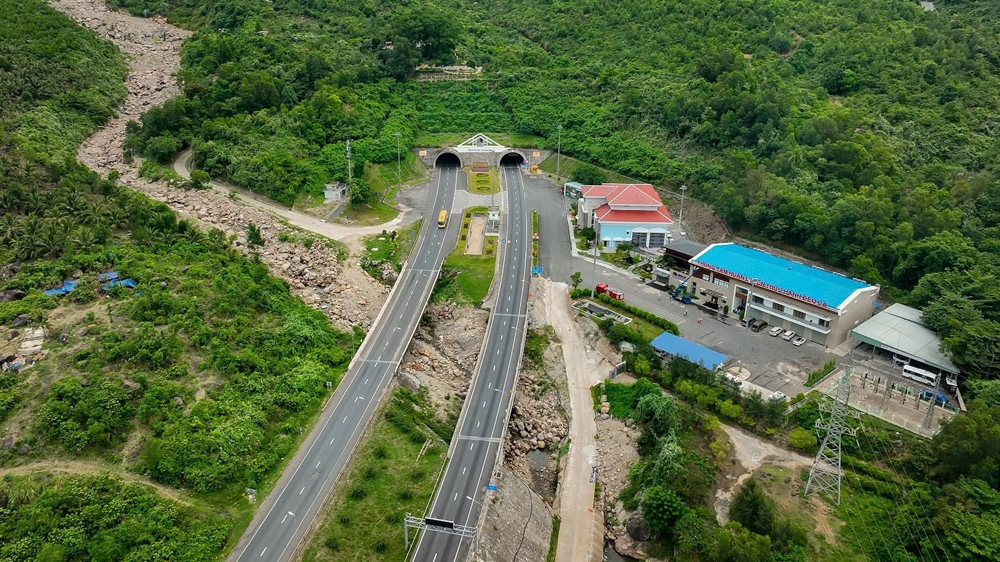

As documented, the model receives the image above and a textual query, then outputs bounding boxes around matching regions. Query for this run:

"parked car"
[769,391,787,402]
[781,330,796,341]
[740,317,751,327]
[750,319,768,332]
[792,336,807,346]
[768,326,784,337]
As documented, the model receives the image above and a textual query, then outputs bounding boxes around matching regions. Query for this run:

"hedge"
[593,292,680,335]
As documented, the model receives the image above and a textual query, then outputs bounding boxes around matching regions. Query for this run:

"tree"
[929,402,1000,489]
[634,393,678,437]
[570,271,583,289]
[187,170,211,190]
[789,427,817,450]
[144,135,181,164]
[350,179,375,205]
[641,486,687,536]
[571,163,607,185]
[729,477,775,537]
[246,222,264,248]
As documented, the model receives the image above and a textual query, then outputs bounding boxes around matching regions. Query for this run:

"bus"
[901,364,939,387]
[437,209,448,228]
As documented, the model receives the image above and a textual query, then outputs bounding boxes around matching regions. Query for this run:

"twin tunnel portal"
[230,143,533,562]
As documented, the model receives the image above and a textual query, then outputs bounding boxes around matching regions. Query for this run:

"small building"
[324,182,348,202]
[651,332,729,371]
[851,303,959,384]
[688,243,879,347]
[577,183,673,252]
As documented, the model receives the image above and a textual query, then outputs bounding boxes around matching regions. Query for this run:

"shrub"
[325,537,340,550]
[789,426,818,450]
[804,360,837,387]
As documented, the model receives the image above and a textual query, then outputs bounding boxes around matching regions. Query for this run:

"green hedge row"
[594,292,680,335]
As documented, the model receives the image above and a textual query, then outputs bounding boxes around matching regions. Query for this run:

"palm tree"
[22,188,46,215]
[0,214,19,245]
[71,227,99,252]
[80,202,105,227]
[59,187,87,216]
[37,222,66,258]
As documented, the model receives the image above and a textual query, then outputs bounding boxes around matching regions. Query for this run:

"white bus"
[901,365,939,387]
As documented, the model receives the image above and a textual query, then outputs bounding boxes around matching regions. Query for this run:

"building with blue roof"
[687,243,879,347]
[650,332,729,371]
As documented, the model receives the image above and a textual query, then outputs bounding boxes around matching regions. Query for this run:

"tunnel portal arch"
[498,150,526,167]
[435,150,462,167]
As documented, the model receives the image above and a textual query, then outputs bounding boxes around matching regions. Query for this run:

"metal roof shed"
[851,303,959,375]
[650,332,729,371]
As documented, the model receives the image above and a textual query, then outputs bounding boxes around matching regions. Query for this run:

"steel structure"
[804,369,860,506]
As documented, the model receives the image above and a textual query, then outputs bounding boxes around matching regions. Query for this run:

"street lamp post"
[395,131,402,189]
[738,278,758,376]
[466,495,484,558]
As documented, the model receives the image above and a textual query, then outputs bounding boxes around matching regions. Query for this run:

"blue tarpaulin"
[103,278,136,291]
[650,332,729,371]
[44,279,78,296]
[98,272,119,283]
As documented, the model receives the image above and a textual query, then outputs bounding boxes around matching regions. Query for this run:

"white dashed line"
[300,487,305,495]
[462,466,467,475]
[316,461,321,469]
[260,547,267,557]
[343,416,348,423]
[330,437,335,445]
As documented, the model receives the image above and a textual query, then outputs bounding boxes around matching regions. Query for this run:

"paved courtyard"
[522,172,836,398]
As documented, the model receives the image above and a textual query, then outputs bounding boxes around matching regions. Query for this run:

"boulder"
[6,330,18,341]
[57,333,69,344]
[173,396,184,407]
[77,326,89,337]
[0,289,26,302]
[81,378,91,387]
[626,513,653,542]
[398,371,422,393]
[17,444,30,455]
[10,315,30,328]
[123,380,141,391]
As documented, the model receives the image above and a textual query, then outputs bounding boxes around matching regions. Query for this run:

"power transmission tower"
[804,368,860,506]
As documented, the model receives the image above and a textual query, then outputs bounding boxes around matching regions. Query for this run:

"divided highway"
[412,163,532,562]
[228,164,462,562]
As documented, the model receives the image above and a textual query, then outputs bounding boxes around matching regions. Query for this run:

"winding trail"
[47,0,405,242]
[0,460,195,506]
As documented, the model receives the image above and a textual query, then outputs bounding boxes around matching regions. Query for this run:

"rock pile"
[503,372,568,456]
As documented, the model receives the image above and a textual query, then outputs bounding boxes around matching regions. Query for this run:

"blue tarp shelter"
[44,279,78,296]
[650,332,729,371]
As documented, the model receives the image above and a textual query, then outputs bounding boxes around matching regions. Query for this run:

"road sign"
[486,484,498,492]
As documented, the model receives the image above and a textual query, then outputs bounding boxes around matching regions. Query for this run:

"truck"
[671,283,692,304]
[595,283,624,301]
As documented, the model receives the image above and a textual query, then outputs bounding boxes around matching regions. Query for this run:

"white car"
[769,391,787,402]
[781,330,796,341]
[768,326,783,337]
[792,336,807,347]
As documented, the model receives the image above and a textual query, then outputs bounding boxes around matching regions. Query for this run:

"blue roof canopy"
[650,332,728,371]
[691,243,872,310]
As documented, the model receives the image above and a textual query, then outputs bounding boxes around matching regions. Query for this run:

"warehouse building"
[688,243,879,347]
[651,332,729,371]
[851,303,959,385]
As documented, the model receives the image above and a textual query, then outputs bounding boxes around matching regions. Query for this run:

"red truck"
[595,283,624,301]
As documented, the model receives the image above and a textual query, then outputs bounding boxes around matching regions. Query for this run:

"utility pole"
[346,139,353,188]
[804,369,860,506]
[591,238,599,290]
[395,131,402,190]
[556,125,562,183]
[678,184,688,231]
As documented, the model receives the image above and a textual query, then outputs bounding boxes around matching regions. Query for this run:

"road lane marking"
[300,487,305,495]
[470,443,474,450]
[364,378,369,384]
[316,461,321,469]
[260,548,267,557]
[454,493,458,501]
[329,437,336,445]
[343,416,348,423]
[476,421,480,428]
[482,401,487,408]
[282,514,288,523]
[463,466,467,475]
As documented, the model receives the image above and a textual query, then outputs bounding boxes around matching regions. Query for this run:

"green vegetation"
[301,389,451,562]
[545,515,561,562]
[467,168,499,195]
[538,154,640,185]
[591,292,681,336]
[804,359,838,387]
[433,207,496,304]
[0,0,128,166]
[361,221,421,282]
[0,473,227,561]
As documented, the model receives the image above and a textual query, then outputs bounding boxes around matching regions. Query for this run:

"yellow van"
[437,209,448,228]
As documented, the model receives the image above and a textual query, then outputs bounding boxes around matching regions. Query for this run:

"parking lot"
[523,173,837,398]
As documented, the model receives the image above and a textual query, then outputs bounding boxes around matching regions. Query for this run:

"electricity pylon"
[804,368,860,506]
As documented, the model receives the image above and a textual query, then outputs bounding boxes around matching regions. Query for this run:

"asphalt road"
[228,164,462,562]
[412,164,532,562]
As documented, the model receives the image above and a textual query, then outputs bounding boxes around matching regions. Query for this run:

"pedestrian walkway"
[451,186,506,214]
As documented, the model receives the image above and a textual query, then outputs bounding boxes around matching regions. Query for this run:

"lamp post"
[466,495,484,558]
[556,125,563,183]
[395,131,402,189]
[679,184,688,231]
[738,278,758,377]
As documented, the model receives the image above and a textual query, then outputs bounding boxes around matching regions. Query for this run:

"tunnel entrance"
[435,151,461,167]
[499,152,525,167]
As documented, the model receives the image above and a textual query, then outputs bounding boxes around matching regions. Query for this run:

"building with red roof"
[578,183,673,251]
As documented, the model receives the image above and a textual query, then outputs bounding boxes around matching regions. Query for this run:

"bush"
[804,359,837,387]
[789,426,818,450]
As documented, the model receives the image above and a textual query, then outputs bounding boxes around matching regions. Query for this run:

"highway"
[228,164,462,562]
[412,163,532,562]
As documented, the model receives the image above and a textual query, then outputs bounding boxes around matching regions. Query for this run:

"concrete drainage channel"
[570,300,632,325]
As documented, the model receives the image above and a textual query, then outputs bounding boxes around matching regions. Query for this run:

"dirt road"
[0,460,195,506]
[539,279,608,562]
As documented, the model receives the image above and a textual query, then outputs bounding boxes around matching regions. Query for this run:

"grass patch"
[545,515,561,562]
[532,210,539,267]
[591,380,645,418]
[361,220,422,281]
[805,359,838,387]
[301,389,450,562]
[138,159,184,183]
[538,153,642,184]
[467,168,500,194]
[434,207,497,304]
[413,132,544,148]
[336,200,399,226]
[525,327,551,366]
[364,151,427,204]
